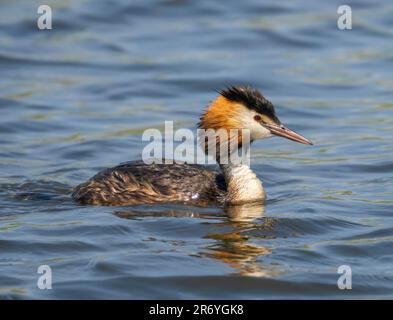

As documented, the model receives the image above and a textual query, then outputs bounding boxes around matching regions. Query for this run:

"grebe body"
[72,161,226,206]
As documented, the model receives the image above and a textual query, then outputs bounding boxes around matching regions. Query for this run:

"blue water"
[1,0,393,299]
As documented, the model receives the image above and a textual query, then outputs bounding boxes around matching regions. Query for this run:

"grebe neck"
[220,161,265,204]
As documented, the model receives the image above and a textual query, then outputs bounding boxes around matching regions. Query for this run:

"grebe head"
[199,86,313,145]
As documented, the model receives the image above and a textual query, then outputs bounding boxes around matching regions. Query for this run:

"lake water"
[1,0,393,299]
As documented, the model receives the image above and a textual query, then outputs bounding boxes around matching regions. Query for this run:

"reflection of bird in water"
[73,86,312,206]
[114,201,280,277]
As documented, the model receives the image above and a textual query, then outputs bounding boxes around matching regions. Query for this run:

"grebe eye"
[254,115,261,121]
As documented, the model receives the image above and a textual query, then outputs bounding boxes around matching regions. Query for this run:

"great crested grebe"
[72,86,312,206]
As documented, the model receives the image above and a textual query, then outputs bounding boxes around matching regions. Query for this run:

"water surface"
[1,0,393,299]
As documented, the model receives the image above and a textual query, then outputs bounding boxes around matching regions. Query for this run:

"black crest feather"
[220,86,280,124]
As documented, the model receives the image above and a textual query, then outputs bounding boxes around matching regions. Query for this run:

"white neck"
[220,162,265,204]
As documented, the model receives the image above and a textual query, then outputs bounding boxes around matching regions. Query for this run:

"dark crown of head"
[220,86,280,123]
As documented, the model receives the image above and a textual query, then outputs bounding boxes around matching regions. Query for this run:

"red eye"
[254,115,261,121]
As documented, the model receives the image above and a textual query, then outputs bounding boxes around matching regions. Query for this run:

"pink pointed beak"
[262,123,313,145]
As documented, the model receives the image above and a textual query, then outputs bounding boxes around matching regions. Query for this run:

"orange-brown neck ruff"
[199,96,244,131]
[198,96,247,156]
